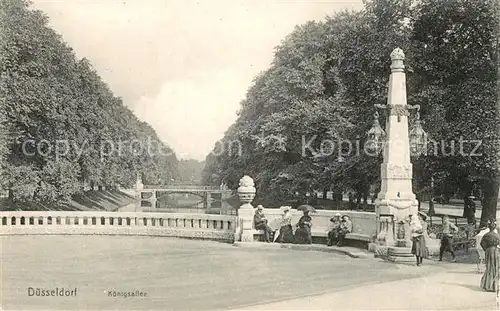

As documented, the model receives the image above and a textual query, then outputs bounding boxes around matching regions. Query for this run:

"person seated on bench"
[327,213,342,246]
[253,205,273,242]
[274,206,294,243]
[337,215,353,247]
[294,210,313,244]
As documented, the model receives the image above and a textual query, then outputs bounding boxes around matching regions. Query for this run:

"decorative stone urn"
[235,175,257,242]
[237,175,256,209]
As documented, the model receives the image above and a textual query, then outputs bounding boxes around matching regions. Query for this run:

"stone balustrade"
[0,211,236,242]
[142,185,226,191]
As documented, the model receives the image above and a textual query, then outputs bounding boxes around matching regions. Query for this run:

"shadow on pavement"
[451,270,483,275]
[440,282,485,292]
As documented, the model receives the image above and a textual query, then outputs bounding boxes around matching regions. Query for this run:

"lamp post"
[429,176,435,217]
[367,100,427,157]
[367,48,427,260]
[135,172,144,212]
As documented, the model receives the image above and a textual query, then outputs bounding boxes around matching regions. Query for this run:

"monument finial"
[390,48,405,72]
[390,48,405,61]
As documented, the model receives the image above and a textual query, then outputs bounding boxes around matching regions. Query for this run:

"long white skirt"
[477,247,486,261]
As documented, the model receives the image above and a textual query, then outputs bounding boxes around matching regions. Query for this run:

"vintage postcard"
[1,0,499,310]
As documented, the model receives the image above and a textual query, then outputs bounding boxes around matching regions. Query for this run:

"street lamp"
[409,111,428,157]
[366,111,386,155]
[367,106,427,156]
[429,175,435,217]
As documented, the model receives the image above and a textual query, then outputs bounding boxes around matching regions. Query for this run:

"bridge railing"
[0,211,237,242]
[143,185,221,191]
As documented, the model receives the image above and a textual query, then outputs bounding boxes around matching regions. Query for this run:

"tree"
[203,19,356,203]
[410,0,499,225]
[0,0,180,206]
[204,0,500,213]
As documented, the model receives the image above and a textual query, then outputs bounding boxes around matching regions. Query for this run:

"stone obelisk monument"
[374,48,419,261]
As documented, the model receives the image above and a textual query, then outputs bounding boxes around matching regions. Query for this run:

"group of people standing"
[256,203,500,297]
[411,211,500,299]
[253,205,313,244]
[409,212,458,266]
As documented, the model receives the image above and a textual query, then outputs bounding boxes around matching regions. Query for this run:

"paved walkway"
[1,236,424,311]
[233,242,370,258]
[230,262,497,310]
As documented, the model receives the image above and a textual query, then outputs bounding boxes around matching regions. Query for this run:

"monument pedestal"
[387,246,414,262]
[235,175,257,243]
[238,205,255,242]
[374,199,418,261]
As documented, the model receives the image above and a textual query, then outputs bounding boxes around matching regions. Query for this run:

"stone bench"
[345,233,372,242]
[251,227,370,244]
[249,209,374,247]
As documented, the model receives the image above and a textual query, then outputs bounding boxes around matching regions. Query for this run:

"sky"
[32,0,364,161]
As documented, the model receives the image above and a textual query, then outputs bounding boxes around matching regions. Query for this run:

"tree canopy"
[202,0,500,216]
[0,0,180,204]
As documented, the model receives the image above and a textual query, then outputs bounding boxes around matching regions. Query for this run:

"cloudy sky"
[32,0,363,161]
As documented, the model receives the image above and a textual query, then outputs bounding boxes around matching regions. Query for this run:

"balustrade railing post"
[236,175,256,242]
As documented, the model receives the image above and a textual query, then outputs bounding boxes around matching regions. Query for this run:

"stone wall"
[0,211,237,242]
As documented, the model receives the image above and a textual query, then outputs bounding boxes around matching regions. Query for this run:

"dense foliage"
[176,159,205,184]
[203,0,500,218]
[0,0,179,203]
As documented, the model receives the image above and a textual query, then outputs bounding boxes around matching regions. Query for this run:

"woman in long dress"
[410,214,427,266]
[476,226,490,273]
[274,207,294,243]
[418,212,430,263]
[294,211,312,244]
[480,219,500,292]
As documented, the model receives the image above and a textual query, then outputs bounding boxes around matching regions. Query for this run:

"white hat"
[334,213,341,217]
[256,205,264,210]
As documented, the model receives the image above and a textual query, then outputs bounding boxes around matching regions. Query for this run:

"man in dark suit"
[254,205,273,242]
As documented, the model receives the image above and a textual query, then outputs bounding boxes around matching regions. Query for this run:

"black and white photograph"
[0,0,499,310]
